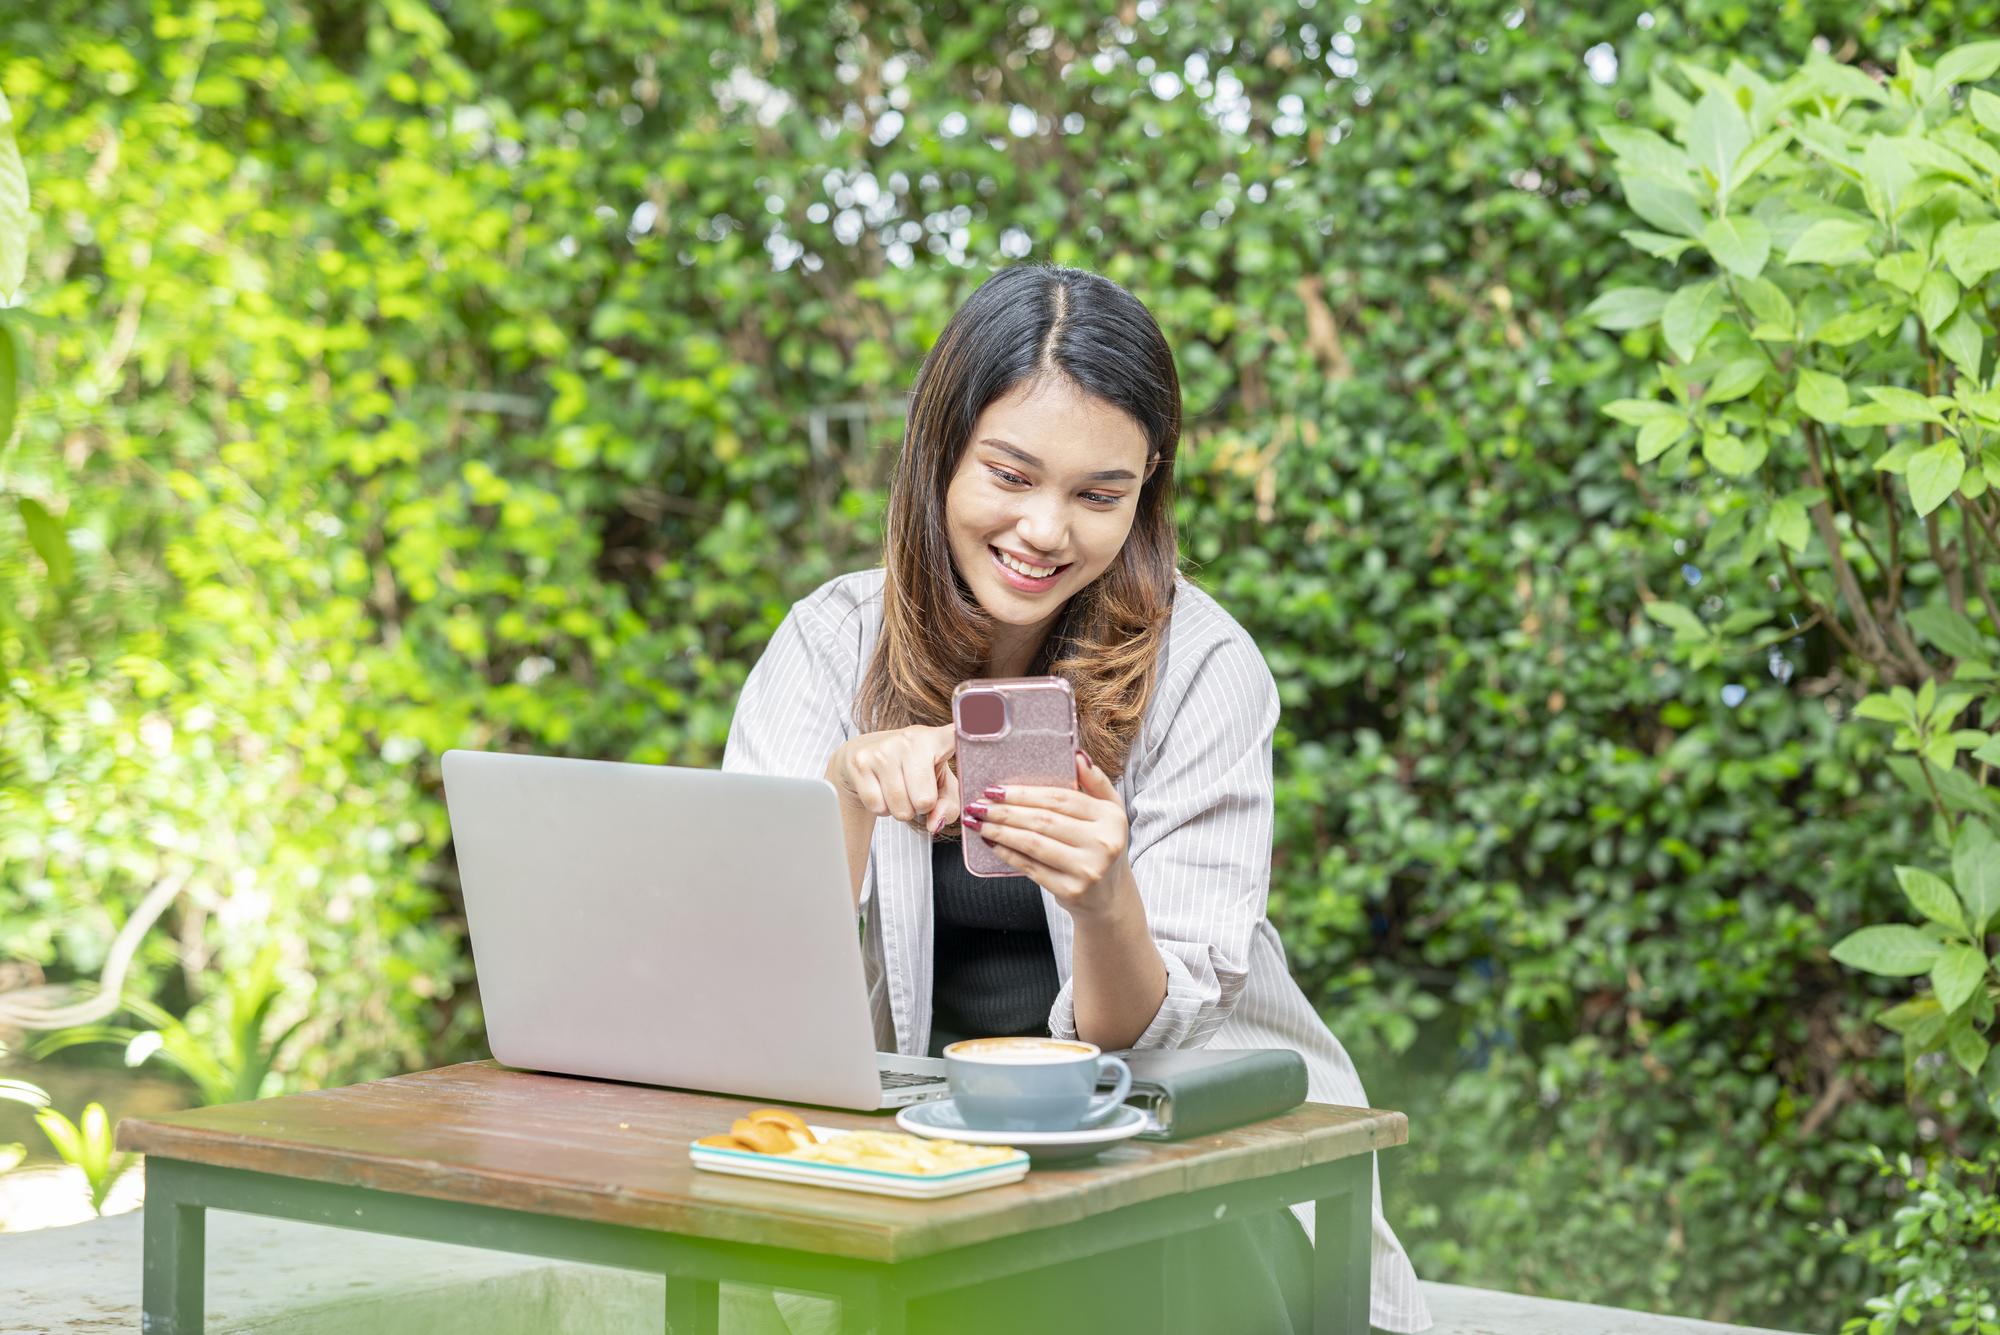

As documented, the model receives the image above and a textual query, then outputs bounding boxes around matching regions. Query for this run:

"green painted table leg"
[142,1159,207,1335]
[1313,1155,1374,1335]
[837,1271,908,1335]
[665,1276,719,1334]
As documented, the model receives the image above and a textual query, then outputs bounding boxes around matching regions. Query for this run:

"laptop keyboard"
[879,1069,944,1090]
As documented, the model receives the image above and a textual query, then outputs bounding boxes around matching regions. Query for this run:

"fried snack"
[695,1134,752,1150]
[728,1118,798,1155]
[746,1108,816,1148]
[787,1130,1016,1175]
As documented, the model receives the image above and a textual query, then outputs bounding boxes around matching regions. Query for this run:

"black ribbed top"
[927,838,1061,1058]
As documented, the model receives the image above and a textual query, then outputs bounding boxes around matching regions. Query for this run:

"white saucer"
[896,1099,1149,1160]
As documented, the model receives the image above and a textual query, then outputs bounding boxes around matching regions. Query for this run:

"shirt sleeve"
[1046,633,1280,1050]
[721,598,855,789]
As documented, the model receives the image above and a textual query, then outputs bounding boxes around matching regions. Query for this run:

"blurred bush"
[4,0,1996,1324]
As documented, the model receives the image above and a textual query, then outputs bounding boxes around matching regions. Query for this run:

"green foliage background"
[4,0,1997,1324]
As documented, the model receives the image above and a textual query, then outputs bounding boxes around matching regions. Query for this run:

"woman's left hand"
[961,750,1134,918]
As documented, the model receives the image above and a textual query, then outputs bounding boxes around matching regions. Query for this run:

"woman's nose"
[1016,500,1068,556]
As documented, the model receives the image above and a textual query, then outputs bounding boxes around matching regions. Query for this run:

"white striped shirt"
[723,568,1431,1333]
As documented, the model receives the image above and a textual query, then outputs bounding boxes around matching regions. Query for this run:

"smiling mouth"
[990,546,1070,583]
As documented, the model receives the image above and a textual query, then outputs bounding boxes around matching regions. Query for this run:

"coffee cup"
[941,1037,1133,1132]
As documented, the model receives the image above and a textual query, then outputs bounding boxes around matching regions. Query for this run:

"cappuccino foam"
[946,1038,1096,1064]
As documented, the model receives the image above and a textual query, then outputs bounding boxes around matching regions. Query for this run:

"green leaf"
[0,318,15,447]
[1701,430,1754,476]
[1864,386,1950,425]
[1662,281,1724,362]
[1936,311,1985,383]
[1620,172,1706,239]
[1937,127,2000,183]
[1906,605,1988,661]
[1687,91,1752,199]
[1600,124,1694,178]
[1702,216,1770,278]
[1873,250,1927,295]
[1795,115,1860,172]
[1895,137,1982,187]
[1932,945,1988,1014]
[1737,277,1794,337]
[0,1078,47,1108]
[1785,218,1874,265]
[1877,995,1944,1040]
[0,91,28,302]
[1953,819,2000,938]
[1705,358,1766,404]
[18,498,71,588]
[1937,128,2000,181]
[1942,222,2000,288]
[1915,271,1959,334]
[1831,924,1943,976]
[1854,693,1910,723]
[1906,442,1966,517]
[1888,756,2000,818]
[1644,601,1706,637]
[1813,305,1891,346]
[1973,734,2000,766]
[1635,414,1692,463]
[1861,134,1918,222]
[1974,89,2000,135]
[1799,55,1886,106]
[1874,440,1918,474]
[1582,287,1670,331]
[34,1108,83,1164]
[1602,397,1682,425]
[1795,369,1849,424]
[1934,40,2000,88]
[1732,129,1792,189]
[1622,229,1697,262]
[1769,496,1810,553]
[1947,1010,1990,1076]
[1899,866,1967,933]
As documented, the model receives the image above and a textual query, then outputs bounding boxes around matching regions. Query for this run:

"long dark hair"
[855,264,1182,780]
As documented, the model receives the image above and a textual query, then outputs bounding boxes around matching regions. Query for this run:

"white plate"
[896,1100,1149,1160]
[688,1125,1030,1200]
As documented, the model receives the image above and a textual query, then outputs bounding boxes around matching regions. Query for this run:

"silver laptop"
[440,749,948,1110]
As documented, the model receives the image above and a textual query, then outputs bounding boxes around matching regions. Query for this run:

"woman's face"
[944,377,1152,643]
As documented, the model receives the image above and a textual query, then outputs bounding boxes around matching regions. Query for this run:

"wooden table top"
[118,1061,1406,1263]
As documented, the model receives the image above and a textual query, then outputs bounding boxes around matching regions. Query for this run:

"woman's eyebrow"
[979,437,1139,483]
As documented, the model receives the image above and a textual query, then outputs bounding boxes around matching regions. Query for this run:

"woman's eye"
[1081,491,1124,507]
[988,467,1030,488]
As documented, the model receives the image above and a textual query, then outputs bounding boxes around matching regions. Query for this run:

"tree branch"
[1913,754,1959,833]
[1799,423,1909,677]
[1803,419,1888,581]
[1927,510,1967,616]
[1953,495,2000,638]
[1779,547,1867,661]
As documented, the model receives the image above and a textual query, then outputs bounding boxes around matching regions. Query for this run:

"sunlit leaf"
[1830,925,1943,977]
[1702,215,1770,278]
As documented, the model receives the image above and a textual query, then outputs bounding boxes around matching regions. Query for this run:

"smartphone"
[953,676,1079,878]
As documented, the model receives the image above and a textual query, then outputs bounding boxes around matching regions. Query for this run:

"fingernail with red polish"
[983,785,1006,800]
[962,814,982,830]
[964,801,989,819]
[1076,750,1092,768]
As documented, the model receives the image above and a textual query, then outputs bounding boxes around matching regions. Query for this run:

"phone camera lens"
[958,691,1007,737]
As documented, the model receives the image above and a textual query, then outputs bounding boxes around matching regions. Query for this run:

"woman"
[725,264,1429,1334]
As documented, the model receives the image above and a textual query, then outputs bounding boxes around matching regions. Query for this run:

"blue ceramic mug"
[942,1037,1134,1132]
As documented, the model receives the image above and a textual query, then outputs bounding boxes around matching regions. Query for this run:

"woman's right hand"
[827,724,961,835]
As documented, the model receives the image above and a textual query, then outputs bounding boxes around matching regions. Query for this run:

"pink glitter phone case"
[954,676,1079,879]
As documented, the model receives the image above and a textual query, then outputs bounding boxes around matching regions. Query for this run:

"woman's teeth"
[995,550,1061,579]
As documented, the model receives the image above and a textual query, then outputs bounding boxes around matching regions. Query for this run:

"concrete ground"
[0,1208,1811,1335]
